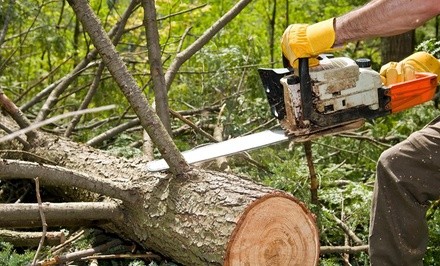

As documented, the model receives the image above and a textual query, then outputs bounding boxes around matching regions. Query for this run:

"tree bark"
[0,202,122,228]
[320,245,368,254]
[0,89,37,144]
[0,116,319,265]
[86,118,141,147]
[381,31,415,63]
[142,0,172,133]
[0,230,66,247]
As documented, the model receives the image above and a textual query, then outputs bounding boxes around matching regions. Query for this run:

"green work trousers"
[369,116,440,265]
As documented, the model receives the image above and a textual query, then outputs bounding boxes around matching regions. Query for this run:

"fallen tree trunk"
[0,202,121,228]
[0,229,66,247]
[0,116,319,265]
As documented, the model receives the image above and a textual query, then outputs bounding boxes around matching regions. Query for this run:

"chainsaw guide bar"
[145,119,364,172]
[145,129,289,172]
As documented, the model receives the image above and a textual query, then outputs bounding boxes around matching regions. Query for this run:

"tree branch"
[320,245,369,254]
[0,122,29,148]
[142,0,171,133]
[86,118,140,147]
[67,0,190,176]
[0,0,15,47]
[15,56,72,105]
[0,105,115,144]
[339,132,392,148]
[64,62,106,137]
[304,141,319,204]
[0,159,139,203]
[33,0,139,122]
[213,104,230,171]
[34,55,100,123]
[49,229,85,255]
[81,253,161,262]
[324,208,365,246]
[32,177,47,266]
[164,0,252,90]
[0,229,65,247]
[40,239,123,265]
[0,202,122,228]
[0,89,37,143]
[170,109,218,143]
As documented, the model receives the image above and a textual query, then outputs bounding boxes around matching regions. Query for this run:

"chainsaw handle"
[298,58,313,120]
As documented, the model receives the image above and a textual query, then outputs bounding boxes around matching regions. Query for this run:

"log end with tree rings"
[224,193,319,266]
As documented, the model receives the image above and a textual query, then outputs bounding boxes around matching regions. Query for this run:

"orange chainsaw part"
[386,72,438,113]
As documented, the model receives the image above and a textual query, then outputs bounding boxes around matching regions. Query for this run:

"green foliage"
[426,210,440,266]
[148,261,178,266]
[0,242,34,266]
[416,38,440,58]
[107,133,143,158]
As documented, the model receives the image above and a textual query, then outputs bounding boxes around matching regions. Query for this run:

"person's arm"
[334,0,440,46]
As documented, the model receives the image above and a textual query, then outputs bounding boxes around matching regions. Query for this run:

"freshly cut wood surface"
[225,194,319,266]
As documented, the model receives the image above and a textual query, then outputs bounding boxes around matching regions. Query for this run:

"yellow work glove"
[281,18,336,67]
[380,52,440,86]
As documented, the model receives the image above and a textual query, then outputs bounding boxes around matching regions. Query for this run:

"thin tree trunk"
[269,0,276,67]
[381,30,415,63]
[67,0,190,176]
[436,15,439,39]
[0,0,15,48]
[142,0,172,133]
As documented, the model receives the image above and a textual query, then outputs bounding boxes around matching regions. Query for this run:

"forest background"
[0,0,439,265]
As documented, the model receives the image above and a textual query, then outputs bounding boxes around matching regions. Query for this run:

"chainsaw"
[146,55,438,172]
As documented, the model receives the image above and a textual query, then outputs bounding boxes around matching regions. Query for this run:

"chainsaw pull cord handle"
[298,58,313,121]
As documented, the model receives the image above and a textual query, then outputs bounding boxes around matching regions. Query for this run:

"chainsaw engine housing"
[259,57,391,137]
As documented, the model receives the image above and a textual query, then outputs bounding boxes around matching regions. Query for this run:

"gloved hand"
[281,18,337,67]
[380,52,440,86]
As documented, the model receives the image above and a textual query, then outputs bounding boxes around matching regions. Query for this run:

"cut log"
[225,194,319,265]
[99,168,320,265]
[0,116,319,265]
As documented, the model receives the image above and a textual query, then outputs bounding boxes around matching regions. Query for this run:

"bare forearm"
[334,0,440,46]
